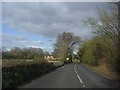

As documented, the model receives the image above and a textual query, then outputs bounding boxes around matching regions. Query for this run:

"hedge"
[2,62,56,88]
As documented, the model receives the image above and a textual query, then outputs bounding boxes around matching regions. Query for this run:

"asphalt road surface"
[19,63,119,88]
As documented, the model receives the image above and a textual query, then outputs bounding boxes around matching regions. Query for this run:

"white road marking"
[74,65,75,70]
[108,78,111,80]
[74,64,84,85]
[75,70,77,74]
[74,65,77,74]
[77,75,83,84]
[83,84,85,87]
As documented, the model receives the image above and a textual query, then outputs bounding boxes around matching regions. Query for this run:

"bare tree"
[53,32,80,62]
[83,2,120,71]
[83,3,118,42]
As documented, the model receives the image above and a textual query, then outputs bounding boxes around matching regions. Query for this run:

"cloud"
[40,46,53,53]
[26,46,53,53]
[32,41,45,44]
[2,33,27,48]
[2,2,108,39]
[2,33,49,50]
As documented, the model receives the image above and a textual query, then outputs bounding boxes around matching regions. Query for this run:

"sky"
[2,2,109,53]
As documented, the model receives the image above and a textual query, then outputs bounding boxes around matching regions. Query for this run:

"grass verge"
[83,63,119,80]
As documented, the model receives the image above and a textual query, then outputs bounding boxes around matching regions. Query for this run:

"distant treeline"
[2,47,49,60]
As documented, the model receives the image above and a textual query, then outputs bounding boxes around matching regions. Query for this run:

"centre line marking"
[75,70,77,74]
[77,75,83,84]
[74,64,84,84]
[74,65,77,74]
[74,69,77,74]
[83,84,85,87]
[74,65,75,70]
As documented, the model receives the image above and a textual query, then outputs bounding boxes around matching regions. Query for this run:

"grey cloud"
[2,33,28,48]
[40,47,53,53]
[32,41,45,44]
[2,2,108,39]
[2,33,27,42]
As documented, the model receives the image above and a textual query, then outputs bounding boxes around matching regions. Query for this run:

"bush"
[78,35,119,73]
[80,39,100,66]
[2,62,56,88]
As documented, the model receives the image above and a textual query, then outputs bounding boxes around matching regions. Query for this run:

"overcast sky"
[2,2,109,53]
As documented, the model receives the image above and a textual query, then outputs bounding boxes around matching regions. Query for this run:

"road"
[19,63,119,88]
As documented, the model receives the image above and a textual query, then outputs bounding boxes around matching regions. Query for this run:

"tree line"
[2,47,50,61]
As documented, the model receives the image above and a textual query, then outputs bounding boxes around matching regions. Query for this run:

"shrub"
[78,35,119,73]
[2,62,56,88]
